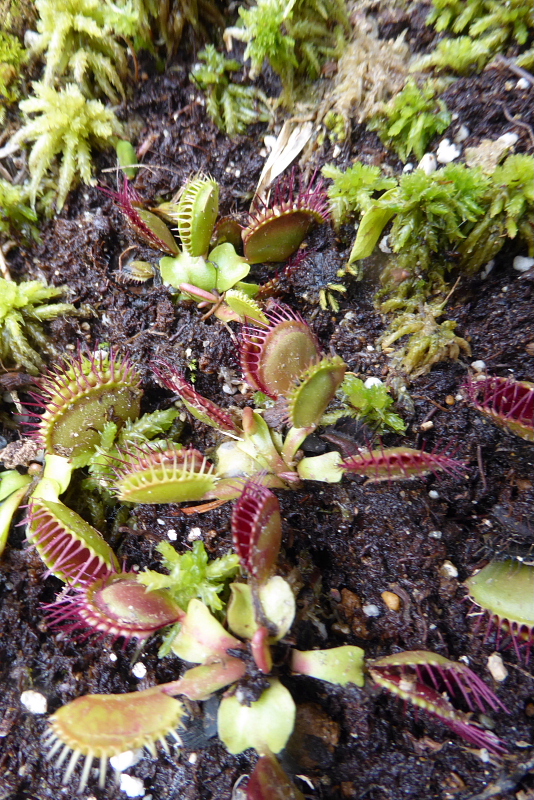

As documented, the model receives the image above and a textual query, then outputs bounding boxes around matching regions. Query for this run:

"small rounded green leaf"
[160,252,217,292]
[291,645,365,687]
[209,243,250,292]
[218,678,296,755]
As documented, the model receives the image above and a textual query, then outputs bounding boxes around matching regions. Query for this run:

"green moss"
[12,82,122,210]
[322,162,396,228]
[191,45,269,136]
[421,0,534,74]
[321,374,406,433]
[228,0,350,104]
[0,31,26,112]
[0,179,38,240]
[368,79,452,162]
[32,0,138,102]
[0,278,82,373]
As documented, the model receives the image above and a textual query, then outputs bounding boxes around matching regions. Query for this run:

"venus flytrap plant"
[466,374,534,443]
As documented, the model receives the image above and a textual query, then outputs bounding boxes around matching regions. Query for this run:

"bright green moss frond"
[0,31,26,103]
[414,34,498,75]
[321,374,406,433]
[191,45,270,136]
[490,154,534,238]
[322,162,397,227]
[32,0,137,101]
[12,82,122,210]
[428,0,534,44]
[368,79,452,162]
[0,278,82,373]
[233,0,349,104]
[0,179,38,240]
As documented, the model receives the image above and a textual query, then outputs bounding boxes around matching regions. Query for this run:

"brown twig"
[476,444,488,492]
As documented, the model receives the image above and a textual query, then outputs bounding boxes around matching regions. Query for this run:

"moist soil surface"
[1,4,534,800]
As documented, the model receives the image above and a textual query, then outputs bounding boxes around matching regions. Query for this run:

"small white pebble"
[364,377,383,388]
[497,132,519,147]
[264,135,277,152]
[513,255,534,272]
[471,360,486,372]
[167,529,177,541]
[439,560,458,579]
[234,169,241,178]
[188,752,198,765]
[487,652,508,682]
[132,662,147,679]
[459,655,470,665]
[454,124,470,143]
[379,234,392,254]
[362,603,381,618]
[417,153,437,174]
[157,518,165,526]
[402,163,414,172]
[110,750,144,772]
[366,345,375,352]
[478,748,491,764]
[483,518,493,527]
[20,690,47,714]
[428,530,442,539]
[185,348,192,358]
[428,490,439,500]
[502,285,509,292]
[187,526,202,542]
[332,144,341,159]
[481,259,495,279]
[120,774,145,797]
[109,652,118,662]
[455,393,463,401]
[436,138,461,164]
[516,77,530,90]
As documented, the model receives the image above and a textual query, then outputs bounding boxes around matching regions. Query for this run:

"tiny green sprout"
[322,161,397,229]
[191,45,269,136]
[45,687,185,791]
[30,348,143,466]
[466,374,534,442]
[0,278,84,374]
[465,559,534,662]
[112,444,217,504]
[115,140,138,179]
[321,374,406,434]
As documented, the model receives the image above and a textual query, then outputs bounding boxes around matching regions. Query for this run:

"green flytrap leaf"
[287,355,346,428]
[226,577,296,642]
[291,645,365,686]
[218,678,296,755]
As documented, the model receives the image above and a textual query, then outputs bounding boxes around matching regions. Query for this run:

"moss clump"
[191,45,269,136]
[0,278,83,373]
[0,179,38,240]
[321,374,406,433]
[227,0,350,105]
[368,79,452,162]
[322,162,397,228]
[0,31,26,125]
[31,0,138,102]
[12,82,122,210]
[420,0,534,73]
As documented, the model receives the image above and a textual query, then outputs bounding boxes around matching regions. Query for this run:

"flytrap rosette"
[111,442,217,504]
[369,650,508,753]
[100,179,179,255]
[26,499,119,585]
[231,480,282,584]
[243,172,329,264]
[342,445,465,483]
[241,302,321,398]
[44,572,184,644]
[153,360,241,435]
[44,686,185,791]
[466,374,534,442]
[465,559,534,663]
[28,347,143,467]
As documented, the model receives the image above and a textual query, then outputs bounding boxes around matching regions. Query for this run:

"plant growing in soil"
[191,45,270,136]
[0,278,85,374]
[41,482,507,793]
[11,81,122,209]
[465,558,534,662]
[31,0,137,102]
[0,179,38,240]
[0,30,26,125]
[225,0,350,105]
[465,374,534,442]
[368,78,452,162]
